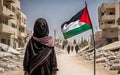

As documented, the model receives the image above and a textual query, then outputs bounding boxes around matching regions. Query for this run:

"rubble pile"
[0,43,24,73]
[79,46,120,74]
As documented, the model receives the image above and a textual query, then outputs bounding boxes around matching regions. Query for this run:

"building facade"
[0,0,27,48]
[26,29,32,43]
[98,2,120,44]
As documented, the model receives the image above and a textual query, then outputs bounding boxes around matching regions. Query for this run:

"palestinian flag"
[61,6,92,39]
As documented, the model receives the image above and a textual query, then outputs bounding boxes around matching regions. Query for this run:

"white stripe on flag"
[62,20,85,33]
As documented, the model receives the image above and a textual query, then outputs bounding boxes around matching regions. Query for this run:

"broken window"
[1,39,6,44]
[109,12,115,15]
[106,8,115,15]
[4,20,8,25]
[101,12,104,16]
[11,23,17,28]
[106,20,115,24]
[103,29,106,31]
[0,17,3,23]
[110,30,114,33]
[117,18,120,25]
[107,39,112,44]
[19,26,25,32]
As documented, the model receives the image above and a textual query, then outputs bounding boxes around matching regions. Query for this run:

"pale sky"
[20,0,120,41]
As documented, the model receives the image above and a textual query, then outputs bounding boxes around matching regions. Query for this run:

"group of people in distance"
[66,44,80,54]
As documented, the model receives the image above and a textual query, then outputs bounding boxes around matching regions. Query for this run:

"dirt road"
[57,51,116,75]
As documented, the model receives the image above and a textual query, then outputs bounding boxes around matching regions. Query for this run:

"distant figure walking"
[71,46,74,52]
[62,45,64,50]
[75,45,79,54]
[67,45,70,54]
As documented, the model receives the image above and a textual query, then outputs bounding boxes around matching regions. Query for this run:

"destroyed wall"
[91,31,107,49]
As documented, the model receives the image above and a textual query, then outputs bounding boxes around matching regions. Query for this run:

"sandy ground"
[57,50,117,75]
[0,50,118,75]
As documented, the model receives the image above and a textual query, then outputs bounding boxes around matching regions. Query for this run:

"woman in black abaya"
[23,18,58,75]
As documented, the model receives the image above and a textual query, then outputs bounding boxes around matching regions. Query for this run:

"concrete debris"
[79,42,120,74]
[96,57,107,63]
[7,47,21,55]
[0,43,21,55]
[110,64,120,70]
[108,56,116,60]
[0,43,24,73]
[7,63,16,70]
[0,68,4,72]
[0,63,7,69]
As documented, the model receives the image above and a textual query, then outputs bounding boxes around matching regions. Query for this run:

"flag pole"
[85,1,96,75]
[91,21,96,75]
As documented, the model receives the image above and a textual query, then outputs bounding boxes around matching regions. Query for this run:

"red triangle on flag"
[79,6,92,25]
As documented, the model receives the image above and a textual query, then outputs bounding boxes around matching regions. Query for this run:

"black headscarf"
[33,18,49,38]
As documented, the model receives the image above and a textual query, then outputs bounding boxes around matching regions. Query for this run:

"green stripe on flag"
[63,24,91,39]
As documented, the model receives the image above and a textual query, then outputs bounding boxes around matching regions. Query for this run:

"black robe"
[23,38,58,75]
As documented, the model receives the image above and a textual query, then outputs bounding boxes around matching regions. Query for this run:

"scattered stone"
[110,64,120,70]
[108,56,116,60]
[117,70,120,74]
[114,60,120,63]
[7,63,16,70]
[95,53,102,59]
[0,68,4,72]
[96,57,107,63]
[2,58,9,61]
[7,47,21,55]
